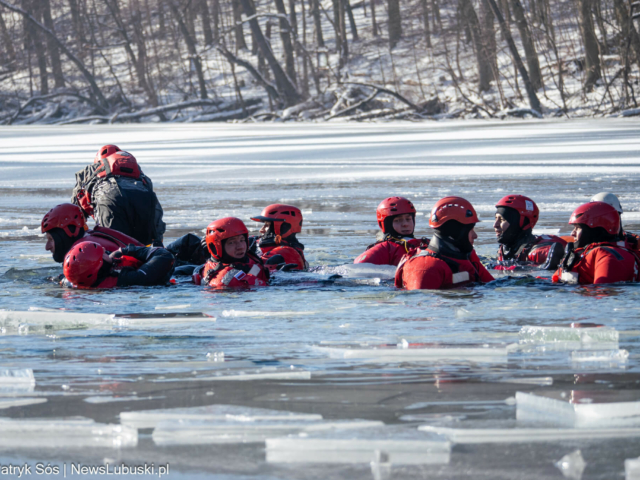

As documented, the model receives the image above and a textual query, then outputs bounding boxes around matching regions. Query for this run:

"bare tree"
[0,10,16,66]
[274,0,297,85]
[199,0,214,45]
[388,0,401,48]
[578,0,601,91]
[459,0,493,91]
[510,0,542,89]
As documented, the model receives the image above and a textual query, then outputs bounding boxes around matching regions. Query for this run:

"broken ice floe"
[419,425,640,443]
[0,368,35,394]
[626,456,640,480]
[266,426,450,465]
[516,391,640,427]
[121,404,323,429]
[153,418,383,445]
[519,325,619,348]
[555,449,586,480]
[83,395,165,404]
[571,349,629,363]
[0,417,137,448]
[310,264,397,279]
[179,366,311,382]
[0,398,47,409]
[314,342,512,362]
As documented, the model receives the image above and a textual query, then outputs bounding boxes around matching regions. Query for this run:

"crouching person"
[395,197,495,290]
[552,202,640,285]
[194,217,269,288]
[64,243,175,289]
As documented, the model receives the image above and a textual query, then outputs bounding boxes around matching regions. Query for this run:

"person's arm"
[470,251,495,283]
[116,246,175,286]
[166,234,208,265]
[354,242,393,265]
[593,249,626,284]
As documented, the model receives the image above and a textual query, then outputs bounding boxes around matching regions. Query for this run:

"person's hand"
[109,249,123,264]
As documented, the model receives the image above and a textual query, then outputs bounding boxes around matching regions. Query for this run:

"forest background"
[0,0,639,124]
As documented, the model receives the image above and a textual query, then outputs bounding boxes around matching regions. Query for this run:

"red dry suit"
[78,225,144,253]
[618,231,640,252]
[552,242,640,285]
[194,252,270,288]
[395,236,494,290]
[495,233,567,270]
[354,236,429,267]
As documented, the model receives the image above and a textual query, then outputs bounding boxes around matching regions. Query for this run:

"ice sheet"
[0,398,47,409]
[419,425,640,443]
[121,404,323,429]
[0,369,35,394]
[153,419,383,445]
[314,343,511,362]
[626,456,640,480]
[516,391,640,427]
[0,417,137,448]
[519,325,619,346]
[266,427,450,465]
[311,264,398,279]
[571,349,629,362]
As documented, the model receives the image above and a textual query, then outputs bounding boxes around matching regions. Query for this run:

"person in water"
[250,204,308,271]
[72,146,165,245]
[63,242,174,289]
[42,203,143,264]
[395,196,495,290]
[492,195,566,270]
[354,196,428,266]
[193,217,270,288]
[552,201,640,285]
[591,192,640,252]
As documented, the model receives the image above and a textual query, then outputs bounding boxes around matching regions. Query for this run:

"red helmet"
[569,202,620,235]
[250,204,303,239]
[94,145,121,163]
[63,242,105,288]
[41,203,87,237]
[205,217,249,260]
[376,197,416,233]
[429,196,479,228]
[495,194,539,230]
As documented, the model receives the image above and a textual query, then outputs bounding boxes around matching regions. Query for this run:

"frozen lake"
[1,119,640,479]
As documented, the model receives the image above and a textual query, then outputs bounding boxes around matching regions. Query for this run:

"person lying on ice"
[395,196,495,290]
[42,203,143,264]
[354,196,429,266]
[491,195,566,270]
[72,145,165,245]
[250,204,308,271]
[63,242,175,289]
[193,217,270,288]
[591,192,640,252]
[552,201,640,285]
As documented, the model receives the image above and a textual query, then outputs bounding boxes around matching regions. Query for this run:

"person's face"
[45,232,56,254]
[259,222,271,236]
[493,213,510,238]
[392,214,414,236]
[468,227,478,246]
[225,234,247,259]
[571,225,583,243]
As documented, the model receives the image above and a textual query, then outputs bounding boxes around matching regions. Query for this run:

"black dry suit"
[72,164,166,245]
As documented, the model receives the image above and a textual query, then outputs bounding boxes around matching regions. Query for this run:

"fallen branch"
[8,90,101,125]
[326,89,379,119]
[216,46,281,103]
[339,81,420,111]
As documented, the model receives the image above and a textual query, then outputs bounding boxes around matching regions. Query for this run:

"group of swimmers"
[39,145,640,290]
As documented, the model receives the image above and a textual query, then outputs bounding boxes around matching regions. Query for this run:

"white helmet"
[591,192,623,214]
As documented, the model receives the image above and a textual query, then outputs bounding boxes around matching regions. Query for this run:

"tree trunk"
[199,0,214,45]
[0,11,15,65]
[613,0,640,70]
[67,0,85,47]
[311,0,324,46]
[459,0,492,91]
[210,0,219,40]
[480,0,497,83]
[238,0,301,106]
[485,0,541,111]
[41,0,64,88]
[131,7,159,107]
[371,0,378,36]
[345,0,358,41]
[387,0,401,48]
[25,0,49,94]
[510,0,542,90]
[432,0,441,32]
[288,0,298,36]
[274,0,297,86]
[232,0,248,50]
[421,0,431,47]
[578,0,601,91]
[168,0,208,99]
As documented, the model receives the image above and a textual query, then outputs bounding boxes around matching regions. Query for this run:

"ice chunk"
[0,310,115,331]
[186,368,311,382]
[0,398,47,409]
[419,425,640,443]
[222,310,317,318]
[496,377,553,386]
[155,304,191,310]
[571,349,628,362]
[311,264,397,279]
[314,343,510,362]
[266,426,450,465]
[121,404,323,429]
[153,419,383,445]
[0,368,35,394]
[555,450,586,480]
[517,391,640,427]
[84,395,165,404]
[626,456,640,480]
[519,325,619,346]
[0,417,137,448]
